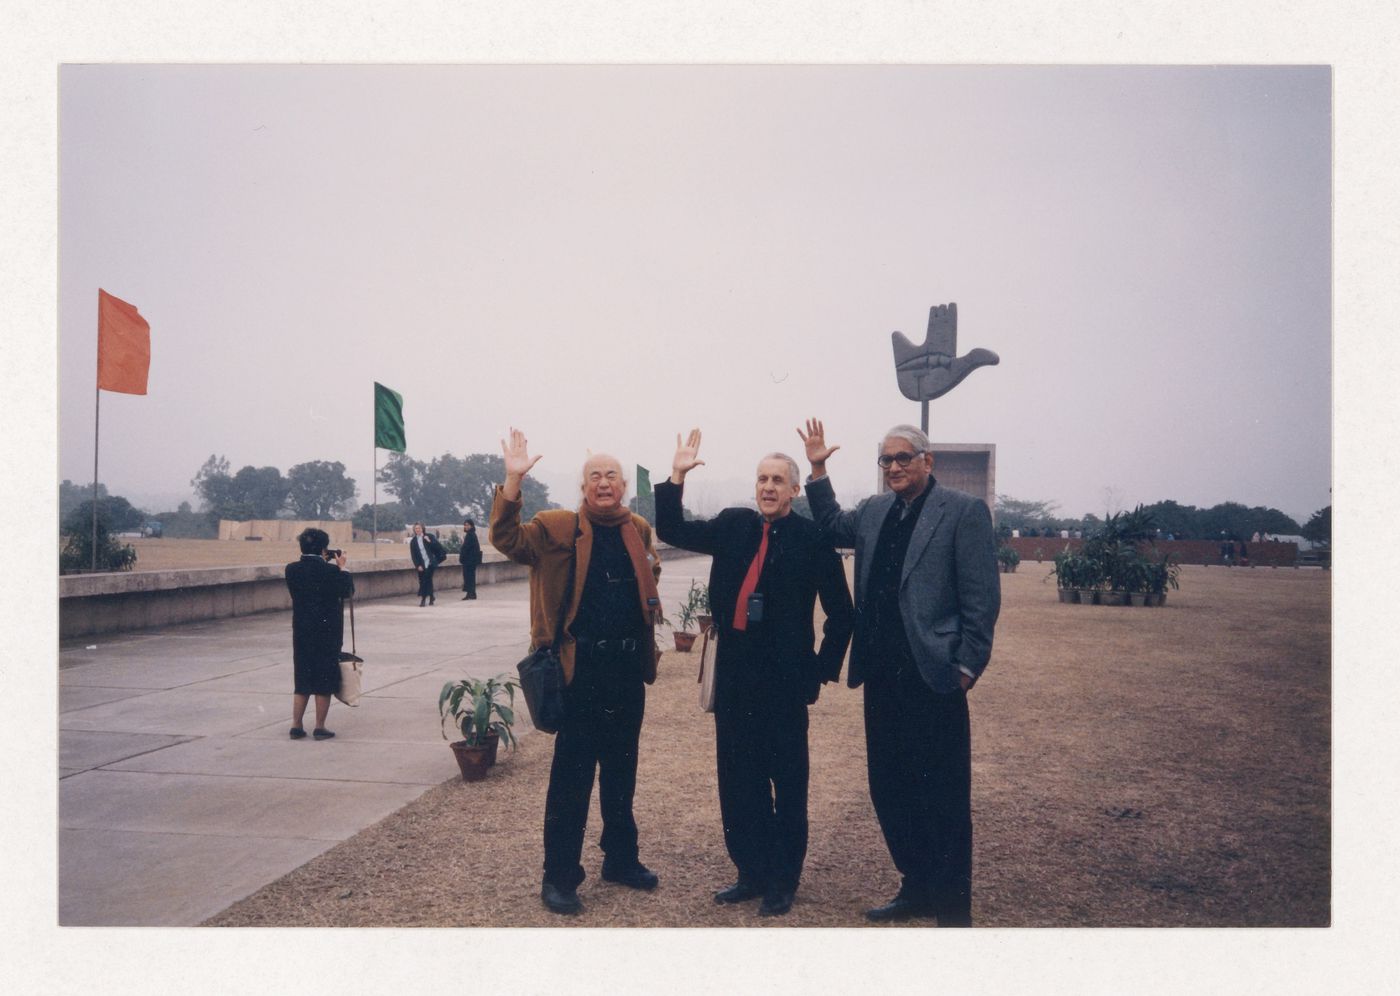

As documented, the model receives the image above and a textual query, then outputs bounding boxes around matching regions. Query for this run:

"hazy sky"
[59,65,1331,521]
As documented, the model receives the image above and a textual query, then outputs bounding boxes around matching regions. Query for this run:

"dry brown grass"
[206,562,1330,927]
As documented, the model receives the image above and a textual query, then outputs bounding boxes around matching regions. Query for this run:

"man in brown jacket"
[490,427,663,916]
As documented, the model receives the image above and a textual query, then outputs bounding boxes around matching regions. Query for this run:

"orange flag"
[97,288,150,395]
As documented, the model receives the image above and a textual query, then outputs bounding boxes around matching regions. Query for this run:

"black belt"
[575,636,640,654]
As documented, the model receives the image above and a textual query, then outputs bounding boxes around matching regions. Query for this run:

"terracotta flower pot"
[1058,589,1075,604]
[450,733,500,782]
[1076,589,1097,605]
[673,631,698,652]
[1129,592,1148,607]
[696,614,714,634]
[1099,590,1128,607]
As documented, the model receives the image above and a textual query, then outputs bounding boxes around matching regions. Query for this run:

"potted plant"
[439,673,519,782]
[689,579,714,633]
[1146,555,1180,606]
[997,545,1021,574]
[1050,548,1080,603]
[672,597,698,652]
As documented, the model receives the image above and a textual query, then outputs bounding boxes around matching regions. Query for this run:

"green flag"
[636,464,652,499]
[374,382,406,453]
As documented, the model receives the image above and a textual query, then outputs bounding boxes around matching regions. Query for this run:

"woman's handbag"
[336,657,363,706]
[516,516,577,735]
[697,624,717,713]
[336,599,364,706]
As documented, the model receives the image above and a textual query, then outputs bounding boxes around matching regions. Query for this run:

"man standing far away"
[797,418,1000,926]
[489,428,664,916]
[655,429,852,918]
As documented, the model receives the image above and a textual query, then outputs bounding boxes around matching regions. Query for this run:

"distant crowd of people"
[281,418,1003,925]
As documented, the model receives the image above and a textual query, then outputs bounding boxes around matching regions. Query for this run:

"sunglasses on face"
[877,452,922,469]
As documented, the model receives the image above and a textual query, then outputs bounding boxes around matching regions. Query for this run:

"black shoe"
[419,597,426,607]
[714,880,764,904]
[429,595,436,605]
[865,894,937,922]
[601,863,659,891]
[540,883,583,915]
[312,728,335,740]
[758,890,795,917]
[462,594,470,600]
[289,727,307,740]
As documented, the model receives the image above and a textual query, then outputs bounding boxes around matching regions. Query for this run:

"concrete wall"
[218,519,354,545]
[59,546,706,640]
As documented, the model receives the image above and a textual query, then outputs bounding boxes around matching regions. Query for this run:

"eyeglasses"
[877,452,922,469]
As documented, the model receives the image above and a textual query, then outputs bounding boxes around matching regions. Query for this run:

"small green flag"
[374,382,406,453]
[636,465,652,498]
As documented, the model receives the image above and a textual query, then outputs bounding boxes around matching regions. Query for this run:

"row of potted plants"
[1050,507,1181,607]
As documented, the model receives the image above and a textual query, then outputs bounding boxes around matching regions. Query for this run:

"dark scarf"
[579,502,662,625]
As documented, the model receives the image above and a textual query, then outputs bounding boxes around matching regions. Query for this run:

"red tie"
[732,520,770,632]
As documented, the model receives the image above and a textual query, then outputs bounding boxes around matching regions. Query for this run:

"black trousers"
[713,638,811,893]
[416,564,436,599]
[542,641,646,890]
[461,565,477,595]
[863,662,972,922]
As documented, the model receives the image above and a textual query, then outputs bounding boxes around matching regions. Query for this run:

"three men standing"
[655,430,852,917]
[799,418,1000,926]
[490,428,665,916]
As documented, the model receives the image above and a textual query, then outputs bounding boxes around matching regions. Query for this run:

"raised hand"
[500,427,542,500]
[671,428,705,484]
[797,418,841,471]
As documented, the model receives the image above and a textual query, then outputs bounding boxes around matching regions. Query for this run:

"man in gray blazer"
[798,419,1000,926]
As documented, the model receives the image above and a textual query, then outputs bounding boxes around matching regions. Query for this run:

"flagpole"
[373,445,378,558]
[92,384,101,572]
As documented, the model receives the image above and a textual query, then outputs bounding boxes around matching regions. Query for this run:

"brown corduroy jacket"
[490,486,662,685]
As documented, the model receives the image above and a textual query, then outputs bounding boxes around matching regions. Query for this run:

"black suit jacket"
[459,530,482,567]
[284,555,355,669]
[655,480,852,700]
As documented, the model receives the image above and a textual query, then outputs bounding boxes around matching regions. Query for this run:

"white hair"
[882,424,932,453]
[578,453,627,488]
[757,452,801,485]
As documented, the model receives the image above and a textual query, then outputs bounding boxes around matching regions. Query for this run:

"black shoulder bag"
[515,515,577,734]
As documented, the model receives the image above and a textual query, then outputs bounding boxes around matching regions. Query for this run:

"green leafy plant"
[689,578,711,615]
[439,674,519,750]
[1146,554,1181,595]
[997,545,1021,571]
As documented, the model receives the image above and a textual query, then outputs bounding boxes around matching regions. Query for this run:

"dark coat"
[459,529,482,567]
[409,532,447,569]
[654,480,852,703]
[285,554,355,694]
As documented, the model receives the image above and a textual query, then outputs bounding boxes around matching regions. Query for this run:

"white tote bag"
[697,626,717,713]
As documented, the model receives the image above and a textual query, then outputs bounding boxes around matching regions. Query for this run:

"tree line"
[995,494,1331,545]
[186,452,557,532]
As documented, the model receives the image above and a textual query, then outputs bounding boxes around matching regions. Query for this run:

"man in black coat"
[285,527,355,740]
[459,518,483,599]
[655,429,852,917]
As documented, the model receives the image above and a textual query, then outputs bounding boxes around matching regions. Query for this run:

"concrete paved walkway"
[58,553,709,926]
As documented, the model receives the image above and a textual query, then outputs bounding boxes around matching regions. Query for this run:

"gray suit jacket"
[806,475,1000,693]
